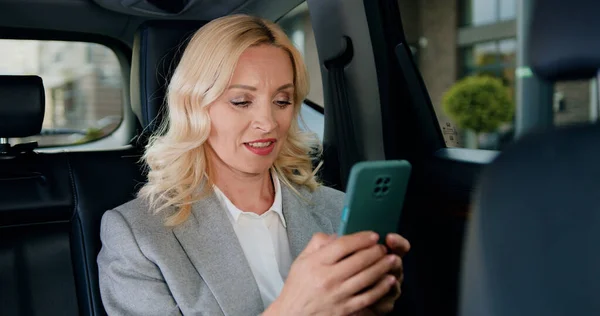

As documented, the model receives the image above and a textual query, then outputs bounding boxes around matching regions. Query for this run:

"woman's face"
[207,44,296,175]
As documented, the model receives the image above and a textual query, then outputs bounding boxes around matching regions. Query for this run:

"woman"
[97,14,410,316]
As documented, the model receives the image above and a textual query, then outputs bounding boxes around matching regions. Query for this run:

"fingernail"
[388,255,398,263]
[371,233,379,241]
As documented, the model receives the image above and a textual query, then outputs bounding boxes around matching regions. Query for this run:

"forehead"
[231,45,294,84]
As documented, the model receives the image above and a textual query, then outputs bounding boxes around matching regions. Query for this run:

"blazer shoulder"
[309,185,345,224]
[110,197,150,222]
[102,196,172,240]
[312,185,345,205]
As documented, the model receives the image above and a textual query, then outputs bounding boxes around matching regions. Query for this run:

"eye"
[230,100,251,107]
[275,99,292,108]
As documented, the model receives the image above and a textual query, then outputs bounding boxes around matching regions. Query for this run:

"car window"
[300,104,325,141]
[402,0,596,150]
[0,40,124,147]
[279,2,324,142]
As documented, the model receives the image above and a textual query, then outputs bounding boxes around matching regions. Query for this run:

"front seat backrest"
[460,125,600,316]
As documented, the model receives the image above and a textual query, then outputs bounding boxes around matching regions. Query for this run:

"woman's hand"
[355,233,411,315]
[264,232,398,316]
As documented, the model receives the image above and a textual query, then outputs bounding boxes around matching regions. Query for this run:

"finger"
[388,255,403,276]
[339,254,398,296]
[333,244,388,281]
[364,276,401,315]
[392,265,404,287]
[299,233,335,258]
[389,262,404,296]
[381,275,401,299]
[370,295,396,315]
[342,275,397,314]
[317,231,379,264]
[386,234,411,257]
[390,279,401,300]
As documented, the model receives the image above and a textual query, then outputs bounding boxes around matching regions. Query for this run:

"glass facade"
[461,0,517,27]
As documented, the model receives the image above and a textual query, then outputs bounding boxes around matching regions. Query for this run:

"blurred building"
[38,41,123,135]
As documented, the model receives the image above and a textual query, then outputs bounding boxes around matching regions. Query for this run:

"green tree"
[442,75,514,148]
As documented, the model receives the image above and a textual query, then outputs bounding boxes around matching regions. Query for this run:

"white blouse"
[213,171,292,310]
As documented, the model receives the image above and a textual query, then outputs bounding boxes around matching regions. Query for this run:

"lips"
[244,138,276,156]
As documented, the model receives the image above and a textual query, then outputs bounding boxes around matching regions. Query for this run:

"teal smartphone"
[338,160,412,242]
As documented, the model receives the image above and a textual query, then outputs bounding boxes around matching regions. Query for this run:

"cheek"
[208,105,236,144]
[277,106,296,134]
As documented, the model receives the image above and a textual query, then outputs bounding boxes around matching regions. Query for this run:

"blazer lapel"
[172,193,263,316]
[282,185,336,258]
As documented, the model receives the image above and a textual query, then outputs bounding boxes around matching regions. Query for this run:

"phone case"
[338,160,412,242]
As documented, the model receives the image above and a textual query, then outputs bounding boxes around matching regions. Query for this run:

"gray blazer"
[97,184,344,316]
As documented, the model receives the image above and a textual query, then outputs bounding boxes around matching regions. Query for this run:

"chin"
[237,160,276,175]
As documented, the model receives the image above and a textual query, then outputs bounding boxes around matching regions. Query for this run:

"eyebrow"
[228,83,294,91]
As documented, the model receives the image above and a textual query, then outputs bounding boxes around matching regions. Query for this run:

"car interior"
[1,0,598,315]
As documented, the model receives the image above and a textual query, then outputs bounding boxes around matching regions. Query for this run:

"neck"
[209,152,274,215]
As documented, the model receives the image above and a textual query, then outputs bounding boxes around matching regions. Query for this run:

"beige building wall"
[415,0,459,126]
[399,0,461,146]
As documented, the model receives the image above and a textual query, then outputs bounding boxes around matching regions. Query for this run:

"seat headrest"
[529,0,600,81]
[0,75,45,138]
[460,124,600,316]
[131,20,207,135]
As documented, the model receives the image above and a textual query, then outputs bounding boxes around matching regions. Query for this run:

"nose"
[252,102,277,133]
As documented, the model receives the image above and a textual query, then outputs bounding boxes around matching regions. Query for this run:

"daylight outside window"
[0,40,123,147]
[400,0,596,150]
[279,2,325,142]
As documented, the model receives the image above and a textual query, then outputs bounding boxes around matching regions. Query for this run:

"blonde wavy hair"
[138,14,322,226]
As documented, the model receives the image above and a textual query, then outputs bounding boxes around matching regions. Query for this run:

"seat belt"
[323,36,361,191]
